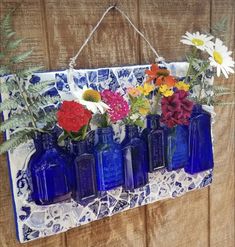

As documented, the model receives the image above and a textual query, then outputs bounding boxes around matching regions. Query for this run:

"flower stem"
[152,92,160,114]
[81,125,88,140]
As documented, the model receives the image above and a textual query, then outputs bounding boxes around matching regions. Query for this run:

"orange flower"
[145,64,176,87]
[156,75,177,87]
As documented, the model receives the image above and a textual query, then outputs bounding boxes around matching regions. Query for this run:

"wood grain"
[139,1,211,246]
[0,1,65,246]
[0,0,234,246]
[43,0,146,246]
[210,0,235,246]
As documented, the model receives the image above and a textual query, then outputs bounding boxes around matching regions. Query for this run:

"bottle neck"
[97,126,114,143]
[146,114,160,129]
[42,133,57,150]
[192,104,202,114]
[71,140,87,155]
[125,125,139,139]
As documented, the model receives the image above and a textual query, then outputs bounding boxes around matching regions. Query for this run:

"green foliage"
[0,130,32,154]
[27,80,55,94]
[211,17,228,41]
[0,12,60,154]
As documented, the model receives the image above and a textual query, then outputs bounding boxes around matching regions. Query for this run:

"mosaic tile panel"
[1,62,214,243]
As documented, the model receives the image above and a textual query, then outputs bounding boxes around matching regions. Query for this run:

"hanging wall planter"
[1,5,234,244]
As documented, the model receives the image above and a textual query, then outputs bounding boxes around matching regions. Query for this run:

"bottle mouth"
[146,114,160,120]
[97,126,113,134]
[193,104,203,112]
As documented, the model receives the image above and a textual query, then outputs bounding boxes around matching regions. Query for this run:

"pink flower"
[101,90,130,123]
[161,90,194,128]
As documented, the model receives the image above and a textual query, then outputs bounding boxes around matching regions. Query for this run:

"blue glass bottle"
[94,126,124,191]
[30,133,71,205]
[70,140,98,205]
[141,114,166,172]
[121,125,148,190]
[167,125,189,171]
[185,104,214,174]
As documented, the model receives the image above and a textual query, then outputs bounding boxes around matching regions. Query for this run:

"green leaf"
[17,66,44,77]
[0,113,33,132]
[6,38,23,50]
[0,77,18,93]
[6,31,16,39]
[0,130,32,154]
[0,98,19,112]
[0,66,10,76]
[27,80,55,94]
[10,50,32,64]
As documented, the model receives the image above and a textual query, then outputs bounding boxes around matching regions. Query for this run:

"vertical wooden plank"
[139,0,211,246]
[210,0,235,246]
[43,0,146,246]
[0,1,66,246]
[43,0,141,70]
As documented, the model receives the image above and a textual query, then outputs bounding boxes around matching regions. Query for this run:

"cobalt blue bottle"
[141,114,166,172]
[70,140,98,205]
[121,125,148,190]
[167,125,189,171]
[94,126,124,191]
[30,133,71,205]
[185,104,214,174]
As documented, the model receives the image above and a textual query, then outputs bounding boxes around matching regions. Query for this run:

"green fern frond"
[0,98,19,112]
[17,66,44,78]
[10,50,32,64]
[0,130,32,154]
[0,13,13,36]
[0,66,10,76]
[37,109,57,126]
[213,85,231,93]
[6,38,23,50]
[191,60,201,72]
[0,113,33,132]
[0,77,18,93]
[27,80,54,94]
[211,17,228,37]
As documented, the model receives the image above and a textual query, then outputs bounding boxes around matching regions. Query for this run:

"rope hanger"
[68,5,164,69]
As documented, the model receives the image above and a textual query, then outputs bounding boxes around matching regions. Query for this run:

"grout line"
[40,0,52,70]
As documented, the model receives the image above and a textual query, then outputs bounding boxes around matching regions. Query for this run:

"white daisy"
[71,85,109,114]
[208,38,234,78]
[181,31,214,51]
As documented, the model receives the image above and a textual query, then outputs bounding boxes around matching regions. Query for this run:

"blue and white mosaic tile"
[1,63,214,243]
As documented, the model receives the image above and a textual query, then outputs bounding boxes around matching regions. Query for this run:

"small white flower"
[71,85,109,114]
[130,113,139,121]
[208,38,234,78]
[181,31,214,51]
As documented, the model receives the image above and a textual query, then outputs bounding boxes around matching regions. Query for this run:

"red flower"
[161,90,194,128]
[101,90,129,123]
[57,101,92,132]
[145,64,177,87]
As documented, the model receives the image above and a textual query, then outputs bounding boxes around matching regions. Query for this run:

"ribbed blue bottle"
[141,114,166,172]
[185,104,214,174]
[30,133,71,205]
[94,126,124,191]
[70,140,97,205]
[167,125,189,171]
[121,125,148,190]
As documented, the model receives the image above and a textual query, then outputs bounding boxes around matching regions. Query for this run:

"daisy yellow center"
[213,51,223,65]
[82,89,101,102]
[192,38,204,46]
